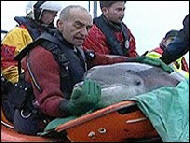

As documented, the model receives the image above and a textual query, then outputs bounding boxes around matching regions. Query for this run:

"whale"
[81,62,181,109]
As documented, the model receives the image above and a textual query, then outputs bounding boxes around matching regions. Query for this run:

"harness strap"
[14,16,42,40]
[26,56,42,93]
[94,15,129,56]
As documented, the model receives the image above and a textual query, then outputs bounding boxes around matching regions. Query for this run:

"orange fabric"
[1,126,61,142]
[66,111,158,142]
[56,101,158,142]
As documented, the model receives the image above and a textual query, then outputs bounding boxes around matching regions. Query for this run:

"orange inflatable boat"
[1,100,161,142]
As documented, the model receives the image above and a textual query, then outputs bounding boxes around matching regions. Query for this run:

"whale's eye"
[135,80,141,86]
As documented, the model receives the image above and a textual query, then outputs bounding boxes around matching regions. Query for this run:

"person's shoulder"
[88,24,104,37]
[6,26,27,35]
[30,45,53,59]
[183,14,189,27]
[14,16,32,27]
[184,14,189,21]
[1,26,30,45]
[89,24,101,32]
[28,45,59,70]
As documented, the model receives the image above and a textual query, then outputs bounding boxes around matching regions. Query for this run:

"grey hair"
[59,5,89,21]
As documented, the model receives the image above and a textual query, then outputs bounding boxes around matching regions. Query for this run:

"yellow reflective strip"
[176,57,183,70]
[1,66,19,83]
[146,51,162,58]
[172,57,183,71]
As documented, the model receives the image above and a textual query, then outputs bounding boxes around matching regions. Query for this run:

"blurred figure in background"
[83,1,138,58]
[146,29,189,78]
[161,14,189,66]
[1,1,62,83]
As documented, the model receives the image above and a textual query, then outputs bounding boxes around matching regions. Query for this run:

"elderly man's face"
[103,2,125,24]
[58,8,93,46]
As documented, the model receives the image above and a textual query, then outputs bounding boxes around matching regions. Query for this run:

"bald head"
[57,5,93,46]
[59,5,90,21]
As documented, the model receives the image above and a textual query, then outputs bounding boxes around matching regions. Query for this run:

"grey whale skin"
[80,62,180,108]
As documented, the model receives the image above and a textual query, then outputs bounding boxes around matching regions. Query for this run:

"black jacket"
[161,14,189,64]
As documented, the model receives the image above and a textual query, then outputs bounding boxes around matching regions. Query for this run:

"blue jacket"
[161,14,189,64]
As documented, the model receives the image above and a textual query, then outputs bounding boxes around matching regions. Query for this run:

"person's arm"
[161,14,189,64]
[83,48,128,69]
[93,53,128,66]
[23,46,69,117]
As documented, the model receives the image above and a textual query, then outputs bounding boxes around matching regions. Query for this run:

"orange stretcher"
[1,100,161,142]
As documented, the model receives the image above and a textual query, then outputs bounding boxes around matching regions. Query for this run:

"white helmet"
[26,1,62,21]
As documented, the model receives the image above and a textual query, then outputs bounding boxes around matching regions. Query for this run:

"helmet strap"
[34,1,46,22]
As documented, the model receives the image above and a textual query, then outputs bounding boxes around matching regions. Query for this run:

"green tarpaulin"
[131,79,189,142]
